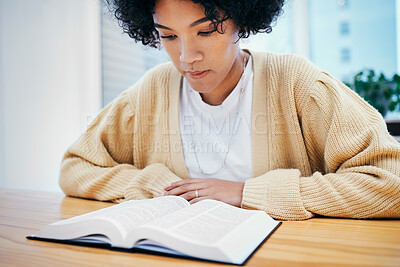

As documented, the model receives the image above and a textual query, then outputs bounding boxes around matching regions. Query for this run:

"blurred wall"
[0,0,102,191]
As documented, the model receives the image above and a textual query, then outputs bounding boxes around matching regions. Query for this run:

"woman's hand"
[164,178,244,207]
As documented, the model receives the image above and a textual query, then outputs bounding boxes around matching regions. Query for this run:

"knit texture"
[59,51,400,220]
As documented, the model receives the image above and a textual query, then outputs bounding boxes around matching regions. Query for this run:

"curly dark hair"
[107,0,285,48]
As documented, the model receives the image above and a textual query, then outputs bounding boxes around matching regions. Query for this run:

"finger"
[180,188,207,202]
[177,190,198,201]
[164,178,204,191]
[165,180,193,191]
[165,183,202,196]
[189,196,208,204]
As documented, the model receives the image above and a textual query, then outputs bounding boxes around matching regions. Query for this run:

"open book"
[27,196,281,265]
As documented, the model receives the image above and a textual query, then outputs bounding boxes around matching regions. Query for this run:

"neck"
[200,50,248,106]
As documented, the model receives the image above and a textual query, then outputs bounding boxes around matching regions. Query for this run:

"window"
[340,21,350,35]
[309,0,396,83]
[341,48,351,63]
[101,3,169,106]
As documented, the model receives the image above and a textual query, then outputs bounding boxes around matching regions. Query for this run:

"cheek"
[161,42,182,68]
[211,35,239,57]
[211,41,239,68]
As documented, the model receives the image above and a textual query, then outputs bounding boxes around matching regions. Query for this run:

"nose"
[179,38,202,64]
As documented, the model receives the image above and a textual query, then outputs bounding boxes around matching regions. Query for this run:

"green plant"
[345,70,400,117]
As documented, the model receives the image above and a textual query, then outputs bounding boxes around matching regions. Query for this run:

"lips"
[186,70,210,80]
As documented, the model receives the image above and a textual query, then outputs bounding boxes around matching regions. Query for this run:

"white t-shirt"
[179,55,254,182]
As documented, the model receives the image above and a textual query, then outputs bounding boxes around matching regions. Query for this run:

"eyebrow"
[154,17,210,30]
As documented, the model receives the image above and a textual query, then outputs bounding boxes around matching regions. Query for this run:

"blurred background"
[0,0,399,192]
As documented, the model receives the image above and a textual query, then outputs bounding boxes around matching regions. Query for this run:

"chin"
[188,84,215,94]
[186,79,215,92]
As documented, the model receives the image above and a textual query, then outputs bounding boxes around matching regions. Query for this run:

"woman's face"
[153,0,243,104]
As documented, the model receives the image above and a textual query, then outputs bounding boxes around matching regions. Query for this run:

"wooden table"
[1,189,399,266]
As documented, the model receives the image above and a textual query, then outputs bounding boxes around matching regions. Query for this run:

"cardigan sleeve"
[241,71,400,220]
[59,87,180,202]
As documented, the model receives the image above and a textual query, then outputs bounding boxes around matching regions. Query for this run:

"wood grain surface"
[0,188,399,266]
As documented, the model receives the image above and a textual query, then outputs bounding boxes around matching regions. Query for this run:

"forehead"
[153,0,207,25]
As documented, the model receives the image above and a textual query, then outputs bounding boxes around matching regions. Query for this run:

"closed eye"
[160,34,177,40]
[198,29,217,36]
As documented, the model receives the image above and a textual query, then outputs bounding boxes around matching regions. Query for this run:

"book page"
[144,199,260,244]
[53,196,189,237]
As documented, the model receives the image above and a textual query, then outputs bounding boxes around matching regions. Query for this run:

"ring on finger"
[195,189,199,198]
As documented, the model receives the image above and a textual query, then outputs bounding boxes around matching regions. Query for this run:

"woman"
[60,0,400,220]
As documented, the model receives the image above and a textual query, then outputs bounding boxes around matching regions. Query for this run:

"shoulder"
[101,62,175,116]
[140,61,176,81]
[122,61,178,106]
[250,51,358,115]
[129,61,177,92]
[251,51,321,85]
[251,51,323,109]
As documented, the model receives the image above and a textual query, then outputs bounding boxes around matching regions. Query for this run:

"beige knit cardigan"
[60,51,400,220]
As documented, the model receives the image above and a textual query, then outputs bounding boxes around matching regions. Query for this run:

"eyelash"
[160,30,216,41]
[199,29,217,36]
[160,35,177,40]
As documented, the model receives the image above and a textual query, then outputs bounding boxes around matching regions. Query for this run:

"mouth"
[185,70,210,80]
